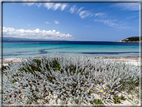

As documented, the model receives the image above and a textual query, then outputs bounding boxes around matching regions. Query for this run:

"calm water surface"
[3,41,140,58]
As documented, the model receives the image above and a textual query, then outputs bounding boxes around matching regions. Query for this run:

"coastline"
[1,56,140,67]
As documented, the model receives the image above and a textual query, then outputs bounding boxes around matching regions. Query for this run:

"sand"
[103,57,141,66]
[0,56,141,67]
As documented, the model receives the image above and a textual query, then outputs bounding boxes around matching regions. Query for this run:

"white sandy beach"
[0,56,141,67]
[103,57,141,66]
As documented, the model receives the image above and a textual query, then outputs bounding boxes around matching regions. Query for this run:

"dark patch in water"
[41,47,72,51]
[16,51,33,53]
[38,47,72,54]
[38,49,48,54]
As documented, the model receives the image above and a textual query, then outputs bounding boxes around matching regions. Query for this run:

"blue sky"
[3,2,139,41]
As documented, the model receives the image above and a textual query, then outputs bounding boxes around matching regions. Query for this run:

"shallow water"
[3,41,140,58]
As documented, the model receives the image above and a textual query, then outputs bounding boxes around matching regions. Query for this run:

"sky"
[2,2,140,41]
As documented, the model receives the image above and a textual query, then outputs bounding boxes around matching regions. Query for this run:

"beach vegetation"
[120,95,125,100]
[90,99,103,105]
[113,94,126,104]
[2,54,140,105]
[113,95,121,104]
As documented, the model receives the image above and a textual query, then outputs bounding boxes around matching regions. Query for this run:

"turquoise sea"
[3,41,140,58]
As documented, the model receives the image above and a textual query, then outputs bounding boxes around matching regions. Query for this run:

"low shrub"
[2,54,140,105]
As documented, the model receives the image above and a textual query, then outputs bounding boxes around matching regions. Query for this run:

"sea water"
[3,41,140,58]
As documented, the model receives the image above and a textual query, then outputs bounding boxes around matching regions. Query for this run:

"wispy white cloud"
[94,19,129,29]
[94,13,106,18]
[54,20,59,24]
[77,7,104,19]
[61,4,68,11]
[44,3,53,9]
[112,3,139,11]
[27,24,30,26]
[77,7,84,13]
[44,3,68,11]
[23,3,107,21]
[94,19,117,27]
[23,3,34,6]
[53,3,62,10]
[70,5,76,14]
[35,3,42,8]
[79,10,93,19]
[3,27,73,40]
[23,2,67,11]
[45,21,50,24]
[23,3,42,8]
[69,5,93,19]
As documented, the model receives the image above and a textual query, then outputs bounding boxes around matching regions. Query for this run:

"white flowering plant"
[2,54,140,105]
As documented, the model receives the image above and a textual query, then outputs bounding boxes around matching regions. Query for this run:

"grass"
[90,99,103,105]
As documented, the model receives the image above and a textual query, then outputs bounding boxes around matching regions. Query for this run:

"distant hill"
[2,37,67,42]
[118,36,142,42]
[3,37,31,41]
